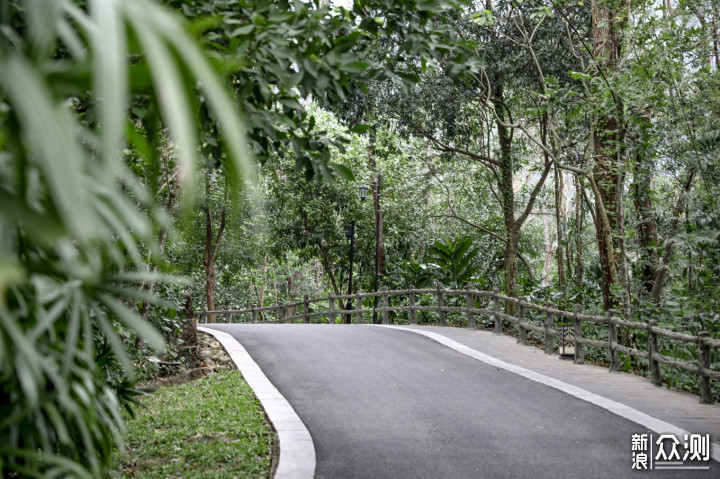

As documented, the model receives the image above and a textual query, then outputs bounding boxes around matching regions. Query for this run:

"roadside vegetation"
[112,371,273,479]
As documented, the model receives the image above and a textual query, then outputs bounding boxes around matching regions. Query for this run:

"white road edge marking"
[199,327,316,479]
[373,324,720,462]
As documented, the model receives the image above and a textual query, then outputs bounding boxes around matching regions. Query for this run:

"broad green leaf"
[349,124,371,134]
[339,61,370,73]
[329,163,355,181]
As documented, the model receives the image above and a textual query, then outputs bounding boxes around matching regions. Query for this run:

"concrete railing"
[194,284,720,404]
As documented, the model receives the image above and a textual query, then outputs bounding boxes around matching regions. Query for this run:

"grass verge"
[112,370,274,478]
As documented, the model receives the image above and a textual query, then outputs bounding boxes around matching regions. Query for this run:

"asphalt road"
[207,324,718,479]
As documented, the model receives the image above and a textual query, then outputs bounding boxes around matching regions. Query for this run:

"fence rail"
[193,284,720,404]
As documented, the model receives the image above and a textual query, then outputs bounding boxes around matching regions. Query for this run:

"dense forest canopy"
[1,0,719,475]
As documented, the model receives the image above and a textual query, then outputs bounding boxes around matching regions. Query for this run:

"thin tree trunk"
[541,205,554,285]
[135,152,181,348]
[554,162,566,295]
[650,169,697,301]
[318,246,340,295]
[632,151,659,294]
[575,175,583,285]
[257,256,267,321]
[615,167,632,315]
[201,173,227,323]
[372,180,386,276]
[367,126,387,277]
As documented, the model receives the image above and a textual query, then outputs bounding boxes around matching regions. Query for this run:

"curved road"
[208,324,718,478]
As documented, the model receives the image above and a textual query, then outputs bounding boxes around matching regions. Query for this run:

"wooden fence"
[194,284,720,404]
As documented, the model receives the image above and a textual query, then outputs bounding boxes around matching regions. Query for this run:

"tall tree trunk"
[591,0,627,310]
[368,125,387,276]
[493,83,519,315]
[493,84,552,313]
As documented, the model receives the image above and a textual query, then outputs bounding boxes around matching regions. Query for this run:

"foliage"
[170,0,480,178]
[112,371,273,478]
[397,260,435,289]
[426,237,481,287]
[0,0,250,476]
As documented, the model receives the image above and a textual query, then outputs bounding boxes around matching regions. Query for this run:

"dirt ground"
[140,332,236,389]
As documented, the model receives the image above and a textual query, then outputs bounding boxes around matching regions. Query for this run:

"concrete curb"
[198,327,316,479]
[373,324,720,462]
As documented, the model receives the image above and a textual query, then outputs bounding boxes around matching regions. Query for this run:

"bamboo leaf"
[90,0,128,175]
[128,16,199,198]
[0,55,98,240]
[98,294,166,352]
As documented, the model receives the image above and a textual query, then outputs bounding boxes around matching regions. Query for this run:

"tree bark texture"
[591,0,627,310]
[494,83,519,316]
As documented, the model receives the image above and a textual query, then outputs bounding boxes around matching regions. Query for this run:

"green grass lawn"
[112,370,274,478]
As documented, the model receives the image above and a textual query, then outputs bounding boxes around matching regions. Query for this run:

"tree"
[340,0,587,312]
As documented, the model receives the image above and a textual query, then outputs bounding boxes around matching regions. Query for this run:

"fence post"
[203,308,208,324]
[251,304,257,323]
[328,293,335,324]
[493,288,501,335]
[355,291,362,324]
[544,302,555,355]
[698,332,713,404]
[466,285,475,329]
[573,304,584,365]
[278,301,284,323]
[382,286,390,324]
[517,297,527,346]
[303,295,310,323]
[608,309,620,372]
[225,312,232,324]
[647,319,661,386]
[437,282,446,327]
[409,286,417,325]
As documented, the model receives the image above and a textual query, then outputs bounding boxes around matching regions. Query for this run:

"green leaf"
[128,13,199,198]
[329,163,355,181]
[349,124,371,134]
[90,0,128,176]
[339,61,370,73]
[0,55,98,240]
[98,295,166,352]
[230,24,255,36]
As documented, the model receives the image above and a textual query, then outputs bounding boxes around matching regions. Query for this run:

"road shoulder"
[199,326,316,479]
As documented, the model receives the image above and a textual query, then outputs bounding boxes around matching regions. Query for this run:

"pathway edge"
[199,326,316,479]
[373,324,720,462]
